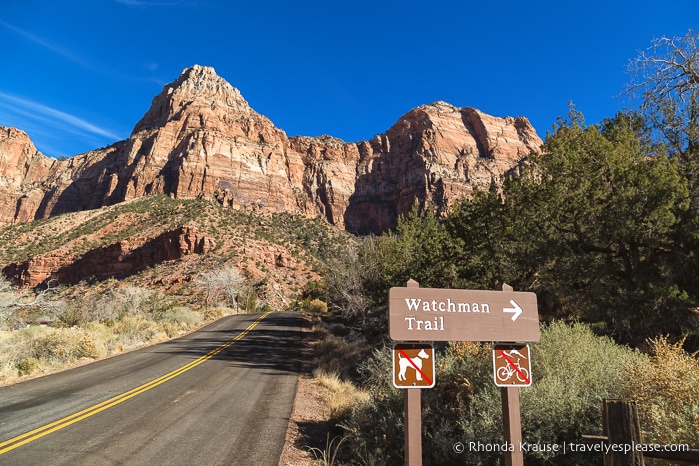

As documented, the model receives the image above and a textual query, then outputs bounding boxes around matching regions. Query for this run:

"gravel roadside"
[279,313,332,465]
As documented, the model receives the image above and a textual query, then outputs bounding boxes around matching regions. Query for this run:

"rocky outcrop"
[3,226,215,287]
[0,65,542,234]
[345,102,541,232]
[0,127,61,224]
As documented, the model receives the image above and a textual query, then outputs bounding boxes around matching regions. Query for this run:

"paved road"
[0,311,305,465]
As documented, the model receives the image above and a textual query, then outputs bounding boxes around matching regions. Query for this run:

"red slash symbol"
[398,348,433,386]
[497,349,531,385]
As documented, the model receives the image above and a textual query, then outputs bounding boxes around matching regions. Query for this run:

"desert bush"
[156,306,202,325]
[341,345,405,465]
[83,321,114,355]
[624,336,699,446]
[519,322,642,465]
[303,298,328,314]
[57,305,91,327]
[15,357,39,376]
[0,326,101,381]
[204,306,228,320]
[314,369,371,421]
[314,332,370,380]
[0,286,217,385]
[33,330,100,363]
[111,315,161,347]
[157,306,203,337]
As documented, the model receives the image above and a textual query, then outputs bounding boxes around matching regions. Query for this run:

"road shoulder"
[279,313,332,466]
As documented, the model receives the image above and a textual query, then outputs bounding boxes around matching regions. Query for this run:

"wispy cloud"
[0,92,123,156]
[0,20,98,72]
[0,92,121,140]
[0,19,167,86]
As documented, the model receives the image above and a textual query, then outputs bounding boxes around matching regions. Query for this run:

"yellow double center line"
[0,311,272,455]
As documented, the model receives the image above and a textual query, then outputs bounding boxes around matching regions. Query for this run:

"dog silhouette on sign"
[398,348,430,381]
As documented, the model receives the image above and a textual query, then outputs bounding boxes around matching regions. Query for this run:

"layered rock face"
[0,65,542,234]
[0,127,60,224]
[3,226,215,287]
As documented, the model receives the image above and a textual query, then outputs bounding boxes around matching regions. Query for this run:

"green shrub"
[156,306,202,326]
[307,298,329,314]
[3,327,101,380]
[112,315,159,346]
[341,346,405,465]
[57,306,90,327]
[299,297,327,314]
[15,357,39,376]
[519,322,642,465]
[157,307,203,337]
[33,329,100,363]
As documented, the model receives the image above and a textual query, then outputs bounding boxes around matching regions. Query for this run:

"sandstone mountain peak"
[0,65,543,234]
[131,65,254,136]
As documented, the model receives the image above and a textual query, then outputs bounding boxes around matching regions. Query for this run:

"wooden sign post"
[404,386,422,466]
[502,385,524,466]
[500,283,524,466]
[404,279,422,466]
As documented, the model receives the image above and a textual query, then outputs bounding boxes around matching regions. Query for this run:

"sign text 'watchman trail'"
[389,287,540,342]
[403,298,490,331]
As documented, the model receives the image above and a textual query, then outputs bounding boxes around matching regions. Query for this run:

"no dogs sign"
[392,343,435,389]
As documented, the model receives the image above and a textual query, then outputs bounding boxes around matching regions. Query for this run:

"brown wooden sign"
[389,286,539,342]
[392,343,435,389]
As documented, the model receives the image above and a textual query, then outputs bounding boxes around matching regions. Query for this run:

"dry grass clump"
[306,298,328,314]
[313,369,370,420]
[158,306,204,337]
[0,284,224,386]
[624,336,699,446]
[313,331,366,380]
[0,326,103,382]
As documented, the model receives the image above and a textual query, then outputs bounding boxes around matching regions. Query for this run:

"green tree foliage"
[447,110,696,345]
[627,31,699,306]
[371,205,458,294]
[445,187,511,290]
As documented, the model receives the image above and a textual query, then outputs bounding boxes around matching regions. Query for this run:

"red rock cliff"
[0,65,542,234]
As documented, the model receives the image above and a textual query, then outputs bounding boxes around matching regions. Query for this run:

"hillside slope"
[0,195,350,307]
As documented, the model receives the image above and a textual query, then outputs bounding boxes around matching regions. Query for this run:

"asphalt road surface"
[0,311,305,465]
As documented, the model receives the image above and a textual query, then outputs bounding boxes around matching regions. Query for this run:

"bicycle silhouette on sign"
[495,349,530,384]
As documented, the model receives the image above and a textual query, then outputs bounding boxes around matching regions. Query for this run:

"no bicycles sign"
[493,344,532,387]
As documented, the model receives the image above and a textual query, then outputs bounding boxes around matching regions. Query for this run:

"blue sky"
[1,0,698,158]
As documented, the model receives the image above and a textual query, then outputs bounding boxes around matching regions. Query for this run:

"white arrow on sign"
[503,300,523,321]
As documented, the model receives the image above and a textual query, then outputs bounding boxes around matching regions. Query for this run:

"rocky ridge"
[0,65,542,235]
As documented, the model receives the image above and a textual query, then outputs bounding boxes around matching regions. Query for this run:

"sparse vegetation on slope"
[0,195,354,386]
